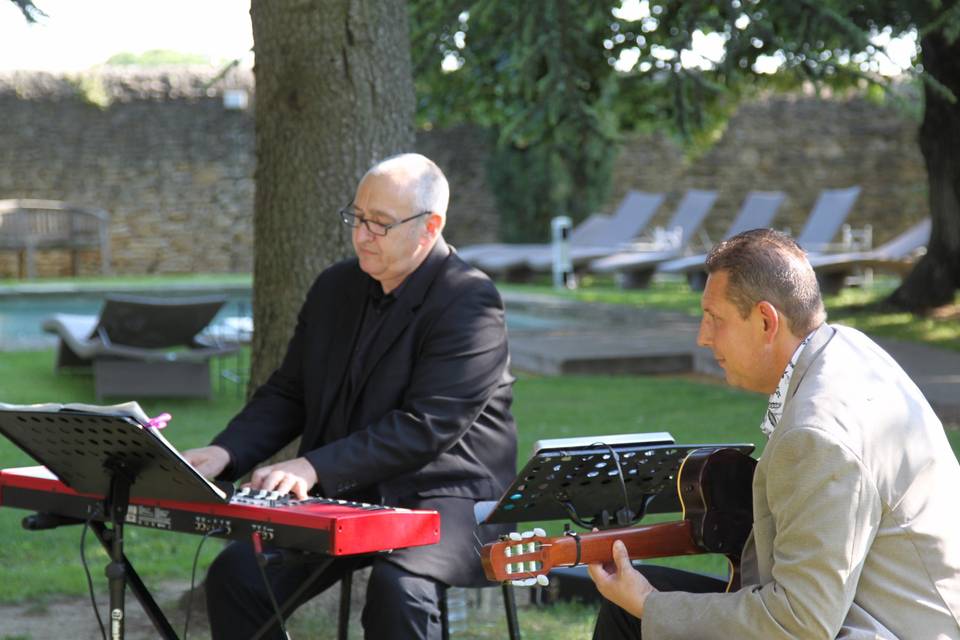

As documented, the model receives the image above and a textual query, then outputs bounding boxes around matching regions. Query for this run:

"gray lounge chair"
[455,212,611,264]
[587,189,719,288]
[810,218,930,295]
[42,294,238,400]
[659,190,787,289]
[465,190,666,279]
[793,186,863,254]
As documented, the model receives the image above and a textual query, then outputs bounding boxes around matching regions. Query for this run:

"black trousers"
[206,541,446,640]
[592,564,728,639]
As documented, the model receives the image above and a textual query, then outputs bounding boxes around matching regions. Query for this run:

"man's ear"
[756,300,780,343]
[424,213,443,237]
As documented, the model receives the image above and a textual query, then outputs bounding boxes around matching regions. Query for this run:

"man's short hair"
[366,153,450,220]
[705,228,827,336]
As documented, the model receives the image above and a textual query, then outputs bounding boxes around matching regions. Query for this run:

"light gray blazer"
[644,324,960,639]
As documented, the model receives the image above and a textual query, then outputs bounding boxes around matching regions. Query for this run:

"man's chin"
[357,257,381,276]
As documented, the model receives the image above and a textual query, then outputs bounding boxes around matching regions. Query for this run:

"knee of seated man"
[365,559,443,615]
[206,542,258,593]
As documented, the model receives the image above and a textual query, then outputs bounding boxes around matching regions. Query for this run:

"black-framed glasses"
[339,205,430,237]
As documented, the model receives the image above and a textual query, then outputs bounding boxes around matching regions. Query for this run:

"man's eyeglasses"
[339,205,430,237]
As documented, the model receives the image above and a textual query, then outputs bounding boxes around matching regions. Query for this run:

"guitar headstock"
[480,528,553,586]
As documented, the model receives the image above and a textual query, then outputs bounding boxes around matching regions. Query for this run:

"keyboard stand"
[0,406,231,639]
[22,498,180,639]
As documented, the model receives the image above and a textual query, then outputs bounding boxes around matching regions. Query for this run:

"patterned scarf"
[760,333,813,437]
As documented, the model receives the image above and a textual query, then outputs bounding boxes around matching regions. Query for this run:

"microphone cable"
[596,441,635,526]
[79,507,107,640]
[182,527,227,640]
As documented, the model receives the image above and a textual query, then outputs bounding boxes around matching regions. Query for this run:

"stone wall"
[0,70,928,278]
[0,69,256,277]
[611,91,927,248]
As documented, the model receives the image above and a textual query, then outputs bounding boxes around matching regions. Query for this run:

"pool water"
[0,294,252,351]
[0,293,575,350]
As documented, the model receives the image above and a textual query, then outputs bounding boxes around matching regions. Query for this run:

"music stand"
[483,439,754,530]
[0,404,231,639]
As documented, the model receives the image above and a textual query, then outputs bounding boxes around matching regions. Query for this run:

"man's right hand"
[182,445,231,479]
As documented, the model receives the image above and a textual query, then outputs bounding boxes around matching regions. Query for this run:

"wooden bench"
[0,199,111,278]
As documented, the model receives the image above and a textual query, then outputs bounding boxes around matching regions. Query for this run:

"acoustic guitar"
[481,447,756,590]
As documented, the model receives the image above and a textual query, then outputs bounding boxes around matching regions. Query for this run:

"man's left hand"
[245,457,318,500]
[587,539,657,619]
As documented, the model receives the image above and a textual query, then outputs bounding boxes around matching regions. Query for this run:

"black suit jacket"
[212,237,517,585]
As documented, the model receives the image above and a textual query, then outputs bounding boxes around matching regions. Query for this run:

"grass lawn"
[0,346,767,637]
[501,275,960,352]
[1,272,958,638]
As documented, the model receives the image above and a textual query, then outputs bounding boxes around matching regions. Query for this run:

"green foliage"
[411,0,621,240]
[64,73,111,109]
[105,49,211,67]
[408,0,952,241]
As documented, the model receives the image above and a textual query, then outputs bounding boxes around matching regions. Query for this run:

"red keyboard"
[0,466,441,556]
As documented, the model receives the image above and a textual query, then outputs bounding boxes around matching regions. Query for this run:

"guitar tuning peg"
[508,532,523,541]
[521,530,535,539]
[532,527,546,537]
[510,577,538,587]
[536,574,549,586]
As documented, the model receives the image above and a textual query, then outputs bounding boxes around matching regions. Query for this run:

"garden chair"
[463,190,666,279]
[792,186,863,254]
[659,190,787,290]
[810,218,930,294]
[587,189,719,288]
[42,294,238,400]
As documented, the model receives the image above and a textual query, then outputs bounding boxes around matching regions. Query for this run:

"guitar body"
[676,447,756,589]
[481,447,756,588]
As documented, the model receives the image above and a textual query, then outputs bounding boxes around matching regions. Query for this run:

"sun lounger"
[464,190,666,279]
[810,218,930,294]
[659,190,786,289]
[587,189,719,288]
[42,294,238,400]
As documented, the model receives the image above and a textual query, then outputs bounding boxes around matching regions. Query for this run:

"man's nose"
[354,222,375,242]
[696,319,711,347]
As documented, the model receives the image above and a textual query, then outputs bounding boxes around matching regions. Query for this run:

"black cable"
[80,508,107,640]
[596,442,634,525]
[183,527,226,640]
[254,550,292,640]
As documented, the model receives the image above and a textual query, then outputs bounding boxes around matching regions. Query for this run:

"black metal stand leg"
[502,583,521,640]
[338,571,352,640]
[105,470,131,639]
[89,522,179,640]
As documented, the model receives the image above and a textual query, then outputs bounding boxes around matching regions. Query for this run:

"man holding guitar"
[589,229,960,638]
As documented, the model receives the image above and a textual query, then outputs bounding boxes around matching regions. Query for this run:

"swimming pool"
[0,290,579,350]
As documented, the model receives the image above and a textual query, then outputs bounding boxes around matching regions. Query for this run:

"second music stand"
[483,439,755,529]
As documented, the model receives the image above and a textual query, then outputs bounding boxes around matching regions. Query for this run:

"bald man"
[184,153,517,640]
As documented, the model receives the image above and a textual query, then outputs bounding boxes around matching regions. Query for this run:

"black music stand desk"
[482,434,754,529]
[0,402,231,639]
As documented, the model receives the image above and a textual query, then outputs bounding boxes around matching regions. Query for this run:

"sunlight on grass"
[1,267,959,637]
[503,276,960,351]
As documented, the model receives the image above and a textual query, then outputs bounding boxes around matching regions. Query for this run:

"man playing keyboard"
[184,153,517,640]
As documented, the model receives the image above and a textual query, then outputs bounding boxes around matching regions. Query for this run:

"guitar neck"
[564,521,700,565]
[482,520,701,582]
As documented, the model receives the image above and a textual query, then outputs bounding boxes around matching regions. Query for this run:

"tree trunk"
[888,32,960,311]
[249,0,415,392]
[245,0,415,472]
